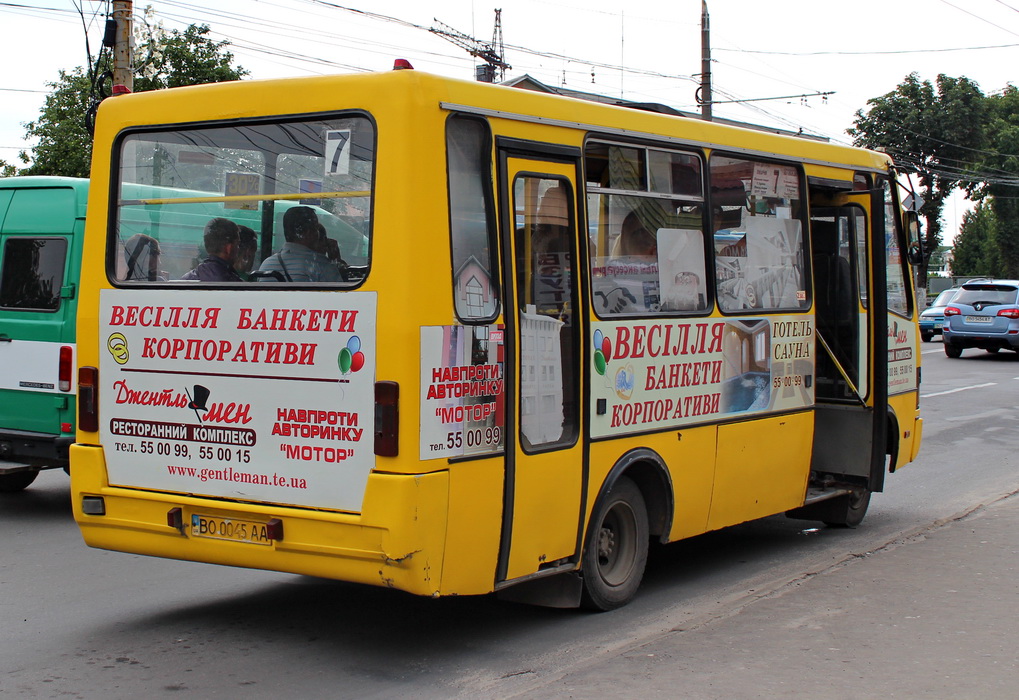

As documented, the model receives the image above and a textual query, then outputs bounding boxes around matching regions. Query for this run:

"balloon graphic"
[338,347,352,374]
[347,335,361,355]
[594,350,606,375]
[593,329,603,348]
[350,351,365,373]
[601,337,612,361]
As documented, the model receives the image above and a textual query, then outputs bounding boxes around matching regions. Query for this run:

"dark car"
[919,287,959,342]
[942,280,1019,357]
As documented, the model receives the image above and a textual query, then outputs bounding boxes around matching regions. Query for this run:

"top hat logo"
[187,385,211,411]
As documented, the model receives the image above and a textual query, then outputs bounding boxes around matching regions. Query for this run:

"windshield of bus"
[111,114,374,285]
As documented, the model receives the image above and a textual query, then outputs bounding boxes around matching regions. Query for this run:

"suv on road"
[942,280,1019,358]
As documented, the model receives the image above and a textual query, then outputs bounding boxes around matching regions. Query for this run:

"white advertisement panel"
[99,289,376,512]
[419,324,505,460]
[591,315,814,439]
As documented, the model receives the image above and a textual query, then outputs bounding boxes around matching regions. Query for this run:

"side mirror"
[904,212,923,265]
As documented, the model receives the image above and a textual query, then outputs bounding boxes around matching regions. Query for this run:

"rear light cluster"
[78,367,99,432]
[59,346,73,392]
[944,306,960,316]
[997,308,1019,319]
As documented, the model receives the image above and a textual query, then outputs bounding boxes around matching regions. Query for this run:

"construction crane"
[431,9,510,83]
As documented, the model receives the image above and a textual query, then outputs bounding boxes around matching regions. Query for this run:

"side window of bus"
[585,140,708,317]
[112,116,374,285]
[0,237,67,311]
[447,116,499,321]
[709,155,809,313]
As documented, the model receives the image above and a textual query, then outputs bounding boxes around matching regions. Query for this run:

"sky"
[3,0,1019,241]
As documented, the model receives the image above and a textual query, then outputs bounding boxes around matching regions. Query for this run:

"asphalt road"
[2,341,1017,699]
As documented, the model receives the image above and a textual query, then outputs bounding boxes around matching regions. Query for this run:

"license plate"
[191,514,272,545]
[933,323,943,329]
[966,316,993,324]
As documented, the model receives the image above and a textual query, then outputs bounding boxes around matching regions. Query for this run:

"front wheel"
[944,343,963,358]
[581,476,649,611]
[0,470,39,493]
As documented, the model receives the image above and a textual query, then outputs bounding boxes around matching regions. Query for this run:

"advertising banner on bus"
[591,315,814,438]
[98,289,377,512]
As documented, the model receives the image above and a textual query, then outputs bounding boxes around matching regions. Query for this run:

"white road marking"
[921,382,997,398]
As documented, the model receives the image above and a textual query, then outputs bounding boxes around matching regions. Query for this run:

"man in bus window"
[181,218,243,282]
[258,206,345,282]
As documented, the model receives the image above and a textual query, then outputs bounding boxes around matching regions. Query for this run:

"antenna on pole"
[431,9,511,83]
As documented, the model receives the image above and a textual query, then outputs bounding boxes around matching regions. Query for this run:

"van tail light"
[78,366,99,433]
[997,308,1019,319]
[59,345,73,392]
[374,381,399,457]
[944,306,960,316]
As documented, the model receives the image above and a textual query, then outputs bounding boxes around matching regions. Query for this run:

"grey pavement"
[514,494,1019,700]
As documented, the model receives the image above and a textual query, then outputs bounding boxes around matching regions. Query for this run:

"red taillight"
[944,306,961,316]
[374,381,399,457]
[59,345,73,392]
[78,366,99,433]
[997,308,1019,319]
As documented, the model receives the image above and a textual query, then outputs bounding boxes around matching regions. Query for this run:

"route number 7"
[325,129,351,176]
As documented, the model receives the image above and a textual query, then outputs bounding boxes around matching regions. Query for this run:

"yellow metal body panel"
[72,444,451,595]
[708,412,813,531]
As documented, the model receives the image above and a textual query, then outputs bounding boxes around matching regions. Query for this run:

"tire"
[0,470,39,493]
[986,347,1000,354]
[921,332,933,343]
[944,343,963,358]
[581,476,649,611]
[824,489,871,528]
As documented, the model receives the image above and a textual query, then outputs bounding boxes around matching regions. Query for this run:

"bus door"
[809,197,885,490]
[496,145,585,584]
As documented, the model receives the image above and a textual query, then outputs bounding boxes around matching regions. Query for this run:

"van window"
[0,237,67,311]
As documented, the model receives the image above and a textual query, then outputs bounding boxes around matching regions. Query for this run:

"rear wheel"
[581,477,649,611]
[824,489,871,528]
[944,343,963,358]
[0,470,39,493]
[921,331,933,342]
[986,347,1000,354]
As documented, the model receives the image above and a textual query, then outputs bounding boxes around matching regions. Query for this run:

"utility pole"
[112,0,134,93]
[431,10,511,83]
[699,0,712,120]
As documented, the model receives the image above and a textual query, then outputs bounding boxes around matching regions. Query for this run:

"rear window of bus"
[110,115,374,286]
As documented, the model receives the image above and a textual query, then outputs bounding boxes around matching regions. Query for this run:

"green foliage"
[849,73,985,277]
[0,159,18,178]
[951,201,1000,276]
[19,23,247,178]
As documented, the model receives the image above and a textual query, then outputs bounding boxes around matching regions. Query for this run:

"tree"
[849,73,985,286]
[20,22,247,178]
[974,86,1019,278]
[951,201,999,276]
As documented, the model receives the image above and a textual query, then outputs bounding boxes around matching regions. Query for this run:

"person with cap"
[257,206,346,282]
[123,233,164,281]
[181,218,244,282]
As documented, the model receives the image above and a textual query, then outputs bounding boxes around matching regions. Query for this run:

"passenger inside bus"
[123,233,164,282]
[234,225,258,280]
[257,206,347,282]
[180,218,243,282]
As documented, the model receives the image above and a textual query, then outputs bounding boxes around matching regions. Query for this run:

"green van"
[0,176,87,491]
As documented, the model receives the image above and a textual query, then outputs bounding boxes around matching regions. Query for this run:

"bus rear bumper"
[70,444,449,597]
